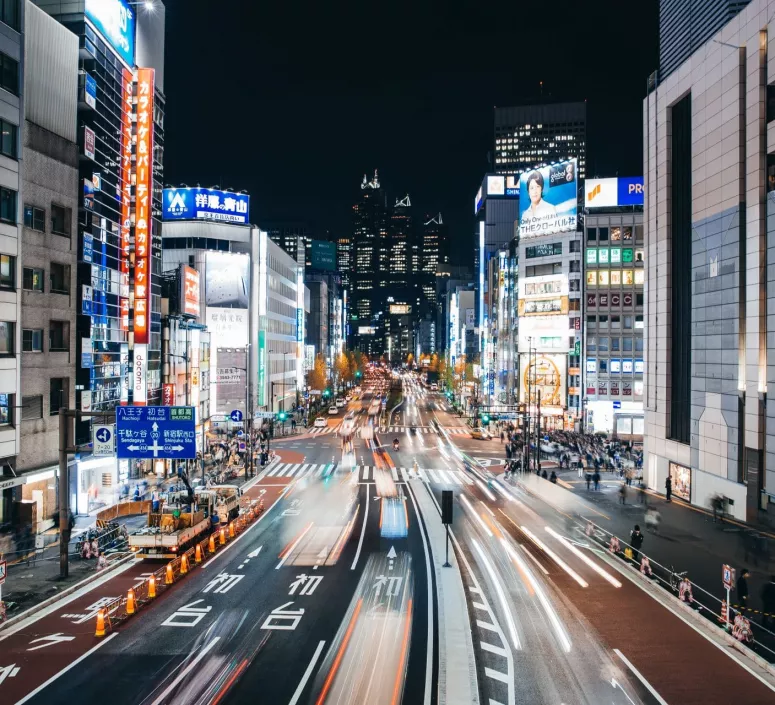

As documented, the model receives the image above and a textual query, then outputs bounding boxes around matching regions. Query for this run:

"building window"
[49,378,67,415]
[0,1,18,31]
[598,337,609,352]
[50,262,70,294]
[587,337,596,352]
[599,359,608,373]
[611,337,620,352]
[23,267,44,291]
[0,118,16,158]
[49,321,69,352]
[0,320,13,355]
[611,315,621,329]
[0,253,14,288]
[0,186,16,223]
[23,204,45,231]
[0,392,11,425]
[0,51,18,95]
[22,328,42,352]
[598,227,609,242]
[51,203,70,236]
[636,293,644,306]
[569,240,581,253]
[21,395,43,421]
[768,84,775,123]
[587,315,596,327]
[624,315,633,329]
[569,260,581,272]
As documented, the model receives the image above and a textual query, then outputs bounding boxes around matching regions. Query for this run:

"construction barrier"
[94,498,266,637]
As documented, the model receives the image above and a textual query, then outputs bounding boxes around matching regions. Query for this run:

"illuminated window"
[598,271,609,286]
[634,270,644,285]
[623,270,634,286]
[610,270,621,286]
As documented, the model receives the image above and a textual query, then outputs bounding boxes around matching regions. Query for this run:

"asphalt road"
[19,384,435,705]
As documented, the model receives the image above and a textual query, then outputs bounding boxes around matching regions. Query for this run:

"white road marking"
[480,641,508,657]
[149,637,221,705]
[288,640,326,705]
[276,523,314,569]
[351,483,370,570]
[485,667,510,684]
[614,649,670,705]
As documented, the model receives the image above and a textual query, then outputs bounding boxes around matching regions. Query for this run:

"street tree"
[306,353,327,392]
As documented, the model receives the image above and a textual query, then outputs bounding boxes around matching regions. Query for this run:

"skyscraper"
[336,232,352,290]
[659,0,751,81]
[494,102,586,180]
[264,221,313,266]
[421,213,449,308]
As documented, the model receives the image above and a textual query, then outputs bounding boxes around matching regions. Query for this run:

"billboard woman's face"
[528,179,542,205]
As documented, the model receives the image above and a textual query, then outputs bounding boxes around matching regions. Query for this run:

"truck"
[128,473,241,558]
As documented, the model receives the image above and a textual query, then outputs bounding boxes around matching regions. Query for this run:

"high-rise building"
[351,171,388,352]
[389,195,411,289]
[264,221,313,267]
[659,0,751,81]
[494,102,586,181]
[421,213,448,309]
[336,233,352,290]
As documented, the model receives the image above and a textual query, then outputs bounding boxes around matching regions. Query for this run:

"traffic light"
[355,370,362,379]
[278,411,287,422]
[482,414,490,423]
[323,389,331,398]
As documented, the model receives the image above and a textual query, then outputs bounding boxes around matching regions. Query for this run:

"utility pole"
[58,409,116,579]
[537,389,542,476]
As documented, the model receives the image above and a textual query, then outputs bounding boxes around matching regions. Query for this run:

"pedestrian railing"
[575,514,775,663]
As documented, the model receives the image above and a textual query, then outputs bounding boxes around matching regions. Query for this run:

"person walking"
[593,470,601,491]
[619,482,627,505]
[736,568,751,614]
[549,470,557,484]
[665,475,672,502]
[585,472,592,491]
[761,575,775,629]
[630,524,644,563]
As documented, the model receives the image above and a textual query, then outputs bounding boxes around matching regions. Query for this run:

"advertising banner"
[519,353,566,407]
[180,265,201,318]
[206,251,250,308]
[310,240,336,271]
[162,383,175,406]
[669,462,691,502]
[133,343,148,405]
[518,158,577,237]
[84,126,96,161]
[133,68,154,350]
[584,177,644,208]
[163,187,249,224]
[205,308,249,348]
[119,67,132,323]
[258,331,266,407]
[85,0,136,67]
[215,348,247,415]
[84,72,97,109]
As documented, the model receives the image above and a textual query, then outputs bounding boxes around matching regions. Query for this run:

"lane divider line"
[288,640,326,705]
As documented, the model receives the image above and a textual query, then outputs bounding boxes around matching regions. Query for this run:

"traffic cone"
[165,562,174,585]
[95,608,106,637]
[180,553,189,575]
[126,588,136,615]
[229,522,235,538]
[219,527,226,545]
[148,575,156,599]
[195,543,202,563]
[209,534,216,553]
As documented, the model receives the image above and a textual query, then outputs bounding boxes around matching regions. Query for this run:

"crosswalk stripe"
[447,470,463,486]
[426,468,440,483]
[458,471,474,486]
[315,464,327,477]
[296,463,311,477]
[362,466,370,480]
[418,468,429,482]
[436,469,452,484]
[400,468,410,481]
[391,467,399,481]
[267,463,285,477]
[286,463,304,477]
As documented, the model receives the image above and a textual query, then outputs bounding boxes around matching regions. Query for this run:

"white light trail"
[518,525,588,588]
[545,527,621,588]
[472,539,521,651]
[460,495,492,537]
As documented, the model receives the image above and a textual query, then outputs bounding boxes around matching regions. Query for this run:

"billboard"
[584,177,644,208]
[85,0,135,67]
[474,187,483,215]
[163,187,250,224]
[519,353,567,407]
[84,126,96,161]
[486,175,505,196]
[389,304,411,315]
[310,240,336,271]
[215,348,247,415]
[84,73,97,109]
[180,265,201,318]
[518,158,578,237]
[205,251,250,308]
[206,308,249,348]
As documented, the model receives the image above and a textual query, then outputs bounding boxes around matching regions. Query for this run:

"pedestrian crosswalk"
[378,426,437,434]
[309,426,339,435]
[306,424,474,437]
[260,462,478,486]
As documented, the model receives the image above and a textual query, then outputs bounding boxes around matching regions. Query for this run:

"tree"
[406,353,414,368]
[429,353,439,372]
[335,353,351,387]
[306,354,327,392]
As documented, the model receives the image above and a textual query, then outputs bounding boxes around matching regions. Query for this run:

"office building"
[582,186,645,437]
[264,221,313,267]
[336,232,351,290]
[421,213,448,309]
[659,0,751,81]
[644,0,775,521]
[305,272,344,369]
[494,102,586,181]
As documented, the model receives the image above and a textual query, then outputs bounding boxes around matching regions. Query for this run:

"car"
[328,406,339,415]
[470,429,491,440]
[430,383,438,390]
[346,395,353,402]
[409,426,417,434]
[314,417,328,428]
[336,398,346,408]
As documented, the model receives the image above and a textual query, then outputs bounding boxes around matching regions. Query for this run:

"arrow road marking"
[27,633,75,651]
[0,664,20,684]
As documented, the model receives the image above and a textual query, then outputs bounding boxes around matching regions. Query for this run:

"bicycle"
[668,565,687,592]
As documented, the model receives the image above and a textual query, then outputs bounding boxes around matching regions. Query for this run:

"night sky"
[162,0,658,263]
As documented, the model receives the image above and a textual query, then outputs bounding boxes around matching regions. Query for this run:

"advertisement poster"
[520,353,566,407]
[180,265,201,318]
[133,344,148,405]
[85,0,136,67]
[84,126,96,161]
[162,383,175,406]
[215,348,247,415]
[206,251,249,308]
[669,462,691,502]
[163,187,250,224]
[205,307,249,348]
[518,158,578,237]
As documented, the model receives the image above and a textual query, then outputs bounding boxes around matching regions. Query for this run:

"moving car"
[328,406,339,415]
[470,428,491,440]
[336,398,346,408]
[314,417,328,428]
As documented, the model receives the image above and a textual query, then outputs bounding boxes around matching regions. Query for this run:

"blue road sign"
[116,406,196,459]
[613,401,622,410]
[96,427,111,443]
[230,409,243,422]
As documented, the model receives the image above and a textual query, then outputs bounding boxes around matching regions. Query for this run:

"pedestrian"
[665,475,672,502]
[761,575,775,629]
[550,471,557,484]
[630,524,644,563]
[737,568,751,613]
[133,484,140,501]
[593,470,600,491]
[619,482,627,505]
[151,488,160,514]
[541,469,548,479]
[585,472,591,491]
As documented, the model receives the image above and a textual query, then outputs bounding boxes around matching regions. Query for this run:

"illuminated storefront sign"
[258,331,266,407]
[133,344,148,405]
[520,354,566,407]
[163,187,250,224]
[85,0,136,67]
[84,126,96,160]
[119,68,132,334]
[180,265,200,318]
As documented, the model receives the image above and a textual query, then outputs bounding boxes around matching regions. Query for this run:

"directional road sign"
[116,406,196,460]
[230,409,243,422]
[92,425,115,456]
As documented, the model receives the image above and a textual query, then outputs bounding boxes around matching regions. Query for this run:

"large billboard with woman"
[518,158,578,237]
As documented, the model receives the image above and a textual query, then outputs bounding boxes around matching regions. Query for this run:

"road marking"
[288,640,326,705]
[472,602,488,611]
[14,633,118,705]
[520,545,549,575]
[351,483,370,570]
[480,641,508,657]
[276,522,314,569]
[27,633,75,651]
[261,602,305,631]
[476,620,498,632]
[161,600,212,628]
[150,637,221,705]
[267,463,286,477]
[436,469,452,484]
[485,667,510,684]
[614,649,670,705]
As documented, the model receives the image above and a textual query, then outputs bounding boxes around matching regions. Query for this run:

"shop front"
[669,461,692,502]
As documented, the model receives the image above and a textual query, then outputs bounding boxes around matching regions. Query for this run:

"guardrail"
[92,497,266,637]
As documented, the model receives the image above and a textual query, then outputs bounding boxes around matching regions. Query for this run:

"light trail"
[461,495,492,537]
[315,599,363,705]
[276,522,314,569]
[545,526,622,588]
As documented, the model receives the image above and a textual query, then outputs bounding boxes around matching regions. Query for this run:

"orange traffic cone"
[165,562,174,585]
[180,553,189,575]
[95,608,106,637]
[228,522,235,539]
[219,527,226,545]
[148,575,156,599]
[209,534,216,553]
[195,543,202,563]
[126,588,136,615]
